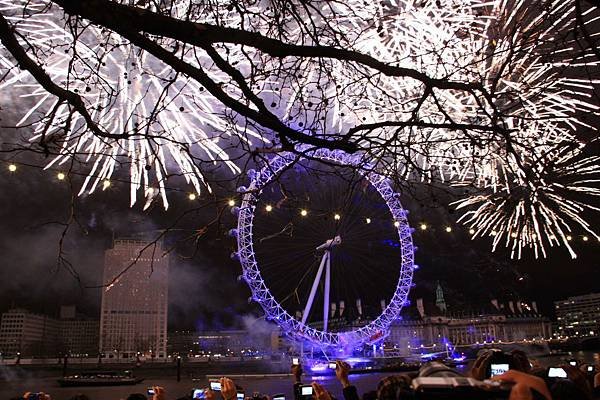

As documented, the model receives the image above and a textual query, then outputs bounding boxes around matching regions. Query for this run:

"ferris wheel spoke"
[301,250,329,326]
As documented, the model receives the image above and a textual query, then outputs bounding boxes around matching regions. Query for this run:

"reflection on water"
[0,352,597,400]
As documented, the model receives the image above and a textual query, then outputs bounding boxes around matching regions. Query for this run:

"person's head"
[126,394,148,400]
[551,378,592,400]
[376,375,412,400]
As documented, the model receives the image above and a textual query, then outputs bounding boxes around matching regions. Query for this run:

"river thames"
[1,351,598,400]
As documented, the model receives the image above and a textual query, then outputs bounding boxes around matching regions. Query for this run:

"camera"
[485,350,514,378]
[210,379,222,391]
[192,389,206,399]
[412,377,513,399]
[547,367,567,378]
[300,384,313,397]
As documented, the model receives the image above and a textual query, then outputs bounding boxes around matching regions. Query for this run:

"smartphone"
[147,387,156,396]
[292,357,300,365]
[237,392,245,400]
[587,365,594,372]
[210,380,222,391]
[490,363,509,377]
[192,389,206,399]
[569,360,577,366]
[328,362,337,369]
[272,394,286,400]
[548,367,567,378]
[300,385,313,396]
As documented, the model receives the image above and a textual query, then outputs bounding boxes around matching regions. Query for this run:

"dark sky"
[0,152,597,331]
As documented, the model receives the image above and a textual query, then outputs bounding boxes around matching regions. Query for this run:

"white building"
[0,308,59,357]
[554,292,600,338]
[100,238,169,359]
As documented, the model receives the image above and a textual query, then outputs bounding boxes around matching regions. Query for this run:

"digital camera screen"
[490,363,509,377]
[301,386,313,396]
[210,381,222,391]
[548,367,567,378]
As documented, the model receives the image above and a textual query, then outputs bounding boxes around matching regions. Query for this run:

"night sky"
[0,150,597,331]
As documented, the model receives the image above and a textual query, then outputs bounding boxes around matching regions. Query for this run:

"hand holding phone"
[192,389,206,399]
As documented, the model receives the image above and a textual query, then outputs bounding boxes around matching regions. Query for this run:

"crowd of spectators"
[14,350,600,400]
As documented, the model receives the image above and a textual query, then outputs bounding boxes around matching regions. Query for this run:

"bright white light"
[469,228,475,235]
[365,218,371,224]
[300,209,308,217]
[394,221,400,227]
[420,223,427,230]
[8,164,16,172]
[57,172,65,180]
[188,193,197,201]
[445,227,452,233]
[265,204,273,212]
[102,180,111,190]
[228,199,235,207]
[334,214,341,220]
[582,236,589,242]
[566,235,572,241]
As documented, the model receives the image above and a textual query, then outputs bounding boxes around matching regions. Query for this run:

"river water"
[1,351,597,400]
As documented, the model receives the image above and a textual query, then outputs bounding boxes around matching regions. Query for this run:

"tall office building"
[100,238,169,359]
[554,292,600,338]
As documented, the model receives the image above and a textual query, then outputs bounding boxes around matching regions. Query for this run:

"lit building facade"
[388,294,551,352]
[59,306,99,356]
[554,292,600,338]
[100,239,169,359]
[0,308,60,357]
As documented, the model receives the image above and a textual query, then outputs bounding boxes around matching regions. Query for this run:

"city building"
[59,306,100,357]
[100,238,169,359]
[0,308,60,357]
[388,292,551,352]
[0,307,100,358]
[168,329,280,357]
[554,292,600,338]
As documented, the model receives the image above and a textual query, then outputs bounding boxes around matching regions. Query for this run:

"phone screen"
[329,362,337,369]
[210,381,222,391]
[587,366,594,372]
[292,357,300,365]
[237,392,244,400]
[569,361,577,366]
[147,388,156,396]
[548,367,567,378]
[301,386,313,396]
[193,389,206,399]
[490,363,509,377]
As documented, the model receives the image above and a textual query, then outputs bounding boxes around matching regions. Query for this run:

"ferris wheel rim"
[235,147,415,348]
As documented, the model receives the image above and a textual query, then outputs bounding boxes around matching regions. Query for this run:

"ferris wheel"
[232,148,415,348]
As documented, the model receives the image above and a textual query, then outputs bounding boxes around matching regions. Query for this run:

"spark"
[0,0,598,258]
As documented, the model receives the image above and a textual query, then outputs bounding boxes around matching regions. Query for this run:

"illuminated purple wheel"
[232,148,415,348]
